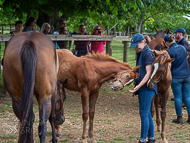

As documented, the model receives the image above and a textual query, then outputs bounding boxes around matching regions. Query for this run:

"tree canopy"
[0,0,190,34]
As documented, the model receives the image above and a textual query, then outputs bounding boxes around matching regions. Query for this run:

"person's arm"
[129,64,152,93]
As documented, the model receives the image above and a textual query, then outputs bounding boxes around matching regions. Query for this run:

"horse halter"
[54,90,64,117]
[149,70,166,84]
[113,70,131,90]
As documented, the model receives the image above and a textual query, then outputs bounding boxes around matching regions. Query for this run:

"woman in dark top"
[74,25,89,57]
[129,33,156,143]
[165,34,190,124]
[22,17,36,32]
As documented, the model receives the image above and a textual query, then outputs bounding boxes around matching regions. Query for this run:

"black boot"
[187,115,190,124]
[146,139,156,143]
[173,115,183,124]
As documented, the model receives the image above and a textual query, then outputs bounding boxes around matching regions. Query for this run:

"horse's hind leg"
[89,91,99,143]
[49,95,58,143]
[12,98,35,142]
[154,94,161,132]
[12,98,22,120]
[12,98,35,121]
[160,90,169,143]
[38,97,53,143]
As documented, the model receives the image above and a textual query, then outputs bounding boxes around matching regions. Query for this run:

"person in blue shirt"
[174,28,189,47]
[129,33,157,143]
[173,28,190,108]
[165,34,190,124]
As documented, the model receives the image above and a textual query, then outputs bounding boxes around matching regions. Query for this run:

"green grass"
[47,131,52,136]
[0,134,17,139]
[60,139,69,142]
[113,137,125,141]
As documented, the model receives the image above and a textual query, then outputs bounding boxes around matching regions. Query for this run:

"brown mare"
[3,32,65,143]
[55,49,140,143]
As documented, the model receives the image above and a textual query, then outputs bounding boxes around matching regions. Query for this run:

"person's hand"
[129,85,140,93]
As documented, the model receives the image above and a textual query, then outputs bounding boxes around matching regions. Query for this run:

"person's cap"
[130,33,145,48]
[174,28,186,34]
[164,34,171,42]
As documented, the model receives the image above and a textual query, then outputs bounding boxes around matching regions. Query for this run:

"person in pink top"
[90,25,106,53]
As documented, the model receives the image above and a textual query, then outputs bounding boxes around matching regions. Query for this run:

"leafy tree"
[0,0,190,34]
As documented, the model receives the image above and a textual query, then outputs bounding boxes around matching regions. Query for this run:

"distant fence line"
[0,34,132,62]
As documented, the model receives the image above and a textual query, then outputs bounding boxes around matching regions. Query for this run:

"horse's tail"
[144,35,151,44]
[18,40,37,143]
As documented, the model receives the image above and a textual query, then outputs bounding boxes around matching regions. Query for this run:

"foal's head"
[147,50,174,88]
[55,79,67,125]
[111,65,141,91]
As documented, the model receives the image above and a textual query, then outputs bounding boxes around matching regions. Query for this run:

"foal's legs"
[160,90,169,143]
[150,95,155,118]
[55,124,62,137]
[81,88,89,143]
[154,94,161,132]
[88,91,99,143]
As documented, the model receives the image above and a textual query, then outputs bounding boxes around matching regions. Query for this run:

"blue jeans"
[138,90,155,141]
[171,77,190,116]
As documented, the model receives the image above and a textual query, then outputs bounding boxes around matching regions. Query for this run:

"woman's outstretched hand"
[129,85,140,93]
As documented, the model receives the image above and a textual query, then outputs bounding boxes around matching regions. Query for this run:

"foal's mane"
[84,52,132,69]
[155,51,170,65]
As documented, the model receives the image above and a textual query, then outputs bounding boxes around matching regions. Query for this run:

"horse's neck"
[94,62,129,83]
[163,64,172,81]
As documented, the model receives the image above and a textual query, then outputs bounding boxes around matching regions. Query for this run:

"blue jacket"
[135,45,157,94]
[178,38,189,47]
[167,42,190,78]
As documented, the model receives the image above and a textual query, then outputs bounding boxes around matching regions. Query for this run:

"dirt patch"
[0,82,190,143]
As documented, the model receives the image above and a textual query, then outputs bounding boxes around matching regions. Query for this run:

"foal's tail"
[18,40,37,143]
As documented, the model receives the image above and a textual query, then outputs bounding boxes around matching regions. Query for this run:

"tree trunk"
[37,9,60,33]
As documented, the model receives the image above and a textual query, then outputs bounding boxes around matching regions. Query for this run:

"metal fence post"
[123,41,128,62]
[106,41,112,56]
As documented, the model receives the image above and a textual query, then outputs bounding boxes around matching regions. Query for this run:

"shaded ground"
[0,82,190,143]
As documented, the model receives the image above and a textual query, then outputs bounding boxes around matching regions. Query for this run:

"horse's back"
[3,32,57,100]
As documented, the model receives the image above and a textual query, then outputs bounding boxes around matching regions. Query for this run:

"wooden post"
[106,41,112,56]
[64,41,69,49]
[123,41,128,62]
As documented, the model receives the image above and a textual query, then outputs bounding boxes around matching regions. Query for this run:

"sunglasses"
[96,29,101,30]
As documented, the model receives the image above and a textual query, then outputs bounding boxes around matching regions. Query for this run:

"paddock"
[0,82,190,143]
[0,35,190,143]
